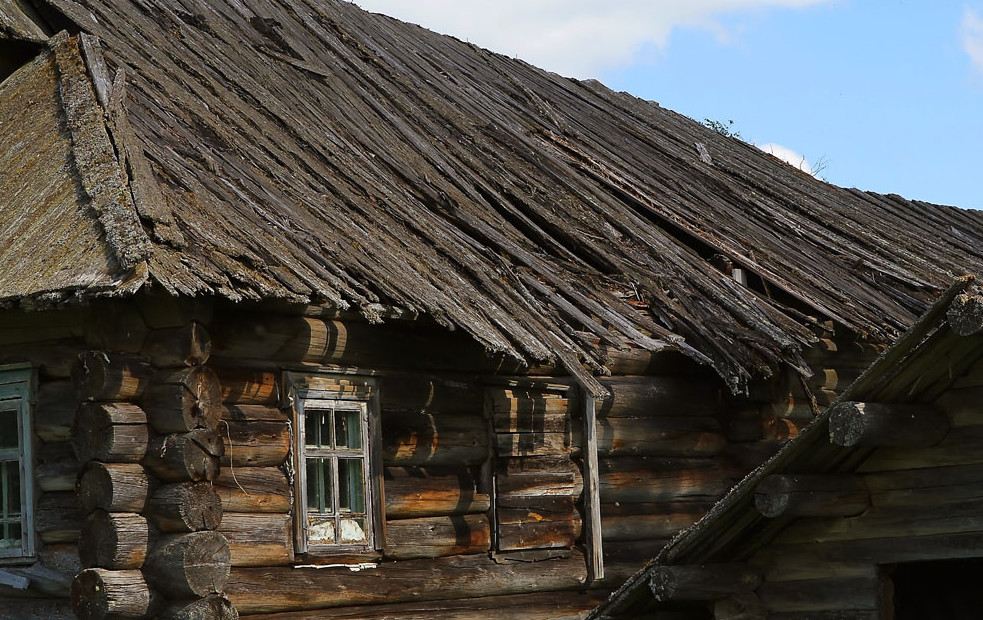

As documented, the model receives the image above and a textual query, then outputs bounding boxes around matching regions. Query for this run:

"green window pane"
[338,517,367,544]
[305,409,332,448]
[338,458,364,514]
[2,460,20,521]
[306,458,331,514]
[335,410,361,449]
[0,409,17,450]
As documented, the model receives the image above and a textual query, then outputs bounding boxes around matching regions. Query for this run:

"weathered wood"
[226,549,588,615]
[38,442,80,491]
[493,409,569,434]
[141,366,223,433]
[755,474,870,518]
[947,292,983,336]
[599,457,743,503]
[0,598,75,619]
[141,321,212,367]
[144,531,231,598]
[135,293,213,330]
[650,564,762,602]
[78,511,148,569]
[73,352,153,401]
[497,504,582,551]
[217,513,293,567]
[384,514,490,559]
[596,376,725,417]
[592,416,727,457]
[495,456,583,497]
[146,482,223,532]
[218,418,289,467]
[36,380,78,442]
[602,540,670,584]
[37,492,82,544]
[159,594,238,620]
[144,429,223,482]
[856,425,983,472]
[384,467,489,518]
[383,411,487,466]
[72,402,149,463]
[77,462,149,514]
[600,503,709,541]
[583,393,603,581]
[829,401,950,448]
[71,568,153,620]
[713,593,767,620]
[382,374,483,414]
[496,431,569,457]
[215,367,279,405]
[756,574,884,613]
[214,467,292,513]
[84,301,150,355]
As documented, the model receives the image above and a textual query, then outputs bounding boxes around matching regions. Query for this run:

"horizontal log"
[144,429,223,482]
[37,492,82,544]
[599,457,743,503]
[596,376,725,417]
[36,380,78,442]
[650,564,762,602]
[72,402,149,463]
[600,503,710,541]
[382,374,483,414]
[768,530,983,568]
[71,568,153,620]
[215,367,280,404]
[77,462,149,514]
[592,417,727,457]
[222,403,288,422]
[829,401,950,448]
[601,540,669,584]
[385,514,491,560]
[84,301,149,354]
[218,513,294,567]
[755,474,870,518]
[159,594,238,620]
[856,425,983,472]
[141,321,211,367]
[497,511,581,551]
[384,467,488,519]
[383,412,488,466]
[713,593,767,620]
[214,466,292,513]
[495,456,583,498]
[78,511,148,569]
[146,482,223,533]
[135,292,213,329]
[756,574,883,613]
[0,342,84,379]
[493,410,569,434]
[226,548,588,615]
[496,431,569,457]
[218,418,290,467]
[0,599,74,619]
[37,442,79,492]
[141,366,223,433]
[144,531,231,598]
[73,352,153,401]
[862,463,983,506]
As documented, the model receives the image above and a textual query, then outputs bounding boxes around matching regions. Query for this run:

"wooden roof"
[3,0,983,392]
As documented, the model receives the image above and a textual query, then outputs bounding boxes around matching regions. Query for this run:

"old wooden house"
[590,282,983,619]
[1,1,983,618]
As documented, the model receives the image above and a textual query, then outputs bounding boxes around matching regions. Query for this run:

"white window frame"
[289,375,381,555]
[0,365,35,562]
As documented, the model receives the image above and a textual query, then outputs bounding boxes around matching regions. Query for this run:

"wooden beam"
[754,474,870,518]
[947,292,983,336]
[583,390,604,582]
[828,402,950,448]
[649,564,762,602]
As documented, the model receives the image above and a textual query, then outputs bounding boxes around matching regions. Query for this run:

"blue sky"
[355,1,982,210]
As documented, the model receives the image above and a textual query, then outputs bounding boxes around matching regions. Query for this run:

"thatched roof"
[3,0,983,392]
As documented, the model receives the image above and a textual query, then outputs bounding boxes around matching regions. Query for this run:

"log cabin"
[1,1,983,618]
[589,282,983,619]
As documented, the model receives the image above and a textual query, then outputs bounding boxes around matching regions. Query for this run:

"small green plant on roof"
[703,118,741,140]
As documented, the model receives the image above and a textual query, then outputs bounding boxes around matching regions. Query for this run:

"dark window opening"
[892,558,983,620]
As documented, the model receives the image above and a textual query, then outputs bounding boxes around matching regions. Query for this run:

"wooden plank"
[583,393,603,581]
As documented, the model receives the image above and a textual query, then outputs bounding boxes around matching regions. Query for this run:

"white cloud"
[353,1,830,78]
[758,143,814,175]
[961,8,983,76]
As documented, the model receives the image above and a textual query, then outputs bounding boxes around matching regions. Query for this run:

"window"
[0,366,34,560]
[289,374,380,554]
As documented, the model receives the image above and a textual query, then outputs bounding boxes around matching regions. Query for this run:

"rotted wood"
[217,513,293,567]
[828,401,950,448]
[37,491,83,544]
[141,366,223,433]
[78,511,148,569]
[384,514,491,560]
[146,482,223,532]
[384,466,489,519]
[382,374,483,414]
[141,321,212,367]
[382,411,488,466]
[225,548,588,615]
[73,352,153,401]
[495,456,583,498]
[214,467,292,513]
[215,367,280,405]
[159,594,238,620]
[38,442,80,491]
[599,457,743,503]
[77,461,149,514]
[143,531,231,598]
[144,429,223,482]
[72,402,149,463]
[36,380,78,442]
[947,292,983,336]
[71,568,154,620]
[754,474,870,518]
[650,564,762,602]
[218,417,290,468]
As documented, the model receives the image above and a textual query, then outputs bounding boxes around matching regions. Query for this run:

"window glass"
[335,409,361,449]
[338,458,364,513]
[0,408,17,449]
